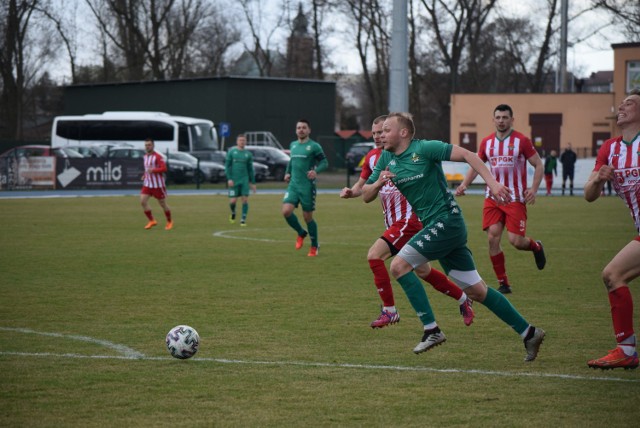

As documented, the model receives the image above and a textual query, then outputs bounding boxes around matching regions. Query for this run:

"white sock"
[619,335,637,356]
[458,294,468,305]
[383,306,396,313]
[423,322,438,331]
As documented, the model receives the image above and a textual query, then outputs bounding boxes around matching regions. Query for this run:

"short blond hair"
[387,112,415,138]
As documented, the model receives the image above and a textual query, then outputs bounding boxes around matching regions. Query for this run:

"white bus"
[51,111,218,153]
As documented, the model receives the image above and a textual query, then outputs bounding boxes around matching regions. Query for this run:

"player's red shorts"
[141,186,167,200]
[381,214,423,255]
[482,198,528,236]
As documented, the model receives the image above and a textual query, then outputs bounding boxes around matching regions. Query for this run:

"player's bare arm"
[340,177,366,199]
[584,166,614,202]
[451,145,511,204]
[362,169,394,203]
[455,167,479,197]
[523,154,543,204]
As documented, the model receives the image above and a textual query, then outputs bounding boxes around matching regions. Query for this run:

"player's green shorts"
[282,184,316,212]
[405,214,476,273]
[228,181,250,198]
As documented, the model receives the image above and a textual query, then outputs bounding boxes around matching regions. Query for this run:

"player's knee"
[389,258,410,279]
[602,265,620,291]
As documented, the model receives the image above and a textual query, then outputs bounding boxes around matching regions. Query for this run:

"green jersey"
[225,147,255,184]
[367,139,461,225]
[286,139,328,186]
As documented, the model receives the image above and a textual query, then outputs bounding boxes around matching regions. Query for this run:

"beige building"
[450,43,640,158]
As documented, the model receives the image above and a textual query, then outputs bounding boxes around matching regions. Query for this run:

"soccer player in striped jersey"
[585,89,640,370]
[362,112,545,361]
[140,138,173,230]
[456,104,546,294]
[341,115,474,329]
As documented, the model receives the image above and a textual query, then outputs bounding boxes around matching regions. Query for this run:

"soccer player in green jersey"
[282,119,328,257]
[225,134,256,226]
[362,112,545,362]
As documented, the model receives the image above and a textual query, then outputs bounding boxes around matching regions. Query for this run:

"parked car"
[190,150,269,182]
[239,146,290,181]
[63,144,119,158]
[0,144,84,159]
[166,151,225,183]
[105,147,195,184]
[243,131,289,154]
[345,142,376,174]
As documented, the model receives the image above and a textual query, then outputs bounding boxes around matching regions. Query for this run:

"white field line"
[0,327,638,384]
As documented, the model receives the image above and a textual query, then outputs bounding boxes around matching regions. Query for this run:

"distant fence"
[0,156,143,191]
[442,157,598,190]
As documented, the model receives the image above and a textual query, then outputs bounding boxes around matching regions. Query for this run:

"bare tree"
[237,0,288,77]
[343,0,390,123]
[84,0,226,81]
[420,0,497,93]
[593,0,640,41]
[0,0,59,139]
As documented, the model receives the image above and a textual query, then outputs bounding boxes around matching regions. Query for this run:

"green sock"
[241,203,248,221]
[229,202,236,217]
[285,214,306,236]
[482,287,529,335]
[397,272,435,326]
[307,220,318,247]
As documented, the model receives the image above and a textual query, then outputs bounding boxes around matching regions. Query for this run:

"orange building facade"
[450,43,640,158]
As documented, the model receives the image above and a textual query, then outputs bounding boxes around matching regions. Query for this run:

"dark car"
[0,145,84,159]
[106,147,195,184]
[346,142,376,174]
[240,146,290,181]
[190,150,269,182]
[166,151,225,183]
[64,144,117,158]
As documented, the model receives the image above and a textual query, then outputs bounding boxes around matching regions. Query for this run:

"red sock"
[165,210,172,221]
[528,238,541,252]
[368,259,394,307]
[424,268,463,300]
[144,210,154,221]
[609,286,635,344]
[490,252,508,284]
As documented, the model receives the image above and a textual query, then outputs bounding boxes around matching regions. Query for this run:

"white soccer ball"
[165,325,200,359]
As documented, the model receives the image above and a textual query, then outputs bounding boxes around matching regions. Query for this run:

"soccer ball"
[165,325,200,359]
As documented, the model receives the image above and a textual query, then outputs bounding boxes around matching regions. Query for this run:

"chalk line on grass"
[1,326,637,384]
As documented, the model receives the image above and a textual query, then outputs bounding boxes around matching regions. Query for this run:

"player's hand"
[307,170,317,180]
[523,188,537,205]
[251,184,257,194]
[455,183,467,196]
[378,168,395,186]
[489,183,511,205]
[227,179,234,187]
[284,173,291,183]
[340,187,353,198]
[597,165,614,182]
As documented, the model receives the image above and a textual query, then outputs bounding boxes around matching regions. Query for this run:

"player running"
[226,134,256,226]
[456,104,546,294]
[140,138,173,230]
[282,119,328,257]
[341,115,474,329]
[362,113,545,361]
[585,89,640,370]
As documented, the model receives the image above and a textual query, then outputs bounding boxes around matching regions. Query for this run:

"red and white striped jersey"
[595,135,640,234]
[143,151,167,189]
[478,130,538,202]
[361,147,414,229]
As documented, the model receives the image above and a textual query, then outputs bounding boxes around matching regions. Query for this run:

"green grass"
[1,191,639,427]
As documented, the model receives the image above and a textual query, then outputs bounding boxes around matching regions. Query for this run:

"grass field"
[1,189,639,427]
